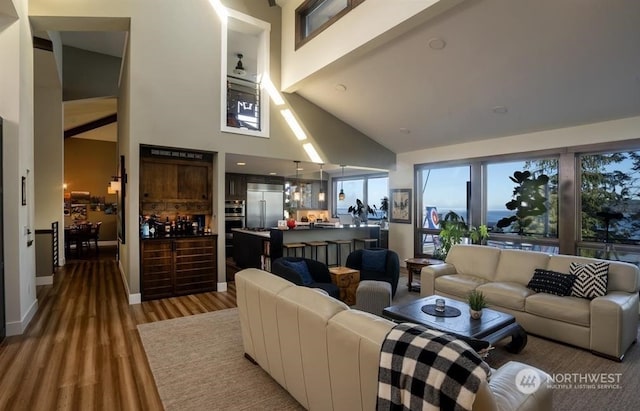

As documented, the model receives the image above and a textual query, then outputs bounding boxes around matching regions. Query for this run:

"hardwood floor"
[0,251,237,410]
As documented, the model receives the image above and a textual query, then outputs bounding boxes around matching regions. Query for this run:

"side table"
[329,266,360,305]
[404,258,442,292]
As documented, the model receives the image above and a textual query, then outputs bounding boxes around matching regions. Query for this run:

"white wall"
[389,116,640,265]
[0,0,37,335]
[278,0,462,92]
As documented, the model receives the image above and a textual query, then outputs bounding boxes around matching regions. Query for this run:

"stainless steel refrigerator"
[246,183,284,228]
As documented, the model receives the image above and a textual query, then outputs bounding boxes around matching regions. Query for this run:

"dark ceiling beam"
[64,113,117,139]
[33,37,53,52]
[268,0,277,6]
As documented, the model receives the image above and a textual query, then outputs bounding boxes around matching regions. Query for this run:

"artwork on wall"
[390,188,412,224]
[70,191,91,204]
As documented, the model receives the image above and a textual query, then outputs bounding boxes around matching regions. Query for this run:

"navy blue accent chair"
[345,248,400,297]
[271,257,340,299]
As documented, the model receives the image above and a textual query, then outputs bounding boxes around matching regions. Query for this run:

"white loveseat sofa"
[421,244,640,360]
[236,268,553,411]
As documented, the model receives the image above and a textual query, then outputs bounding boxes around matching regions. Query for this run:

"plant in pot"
[432,211,489,260]
[496,170,549,235]
[379,196,389,227]
[348,199,376,226]
[468,290,487,319]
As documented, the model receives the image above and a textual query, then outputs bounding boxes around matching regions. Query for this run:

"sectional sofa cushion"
[475,282,535,311]
[445,245,501,281]
[526,269,576,296]
[570,261,609,299]
[493,249,551,284]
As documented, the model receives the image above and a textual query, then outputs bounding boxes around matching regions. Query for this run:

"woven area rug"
[139,304,640,410]
[138,308,304,411]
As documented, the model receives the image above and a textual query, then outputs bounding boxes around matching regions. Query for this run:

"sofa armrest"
[420,263,458,297]
[590,291,639,359]
[487,361,553,411]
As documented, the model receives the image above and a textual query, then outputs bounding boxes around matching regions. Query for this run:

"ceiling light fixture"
[293,161,301,202]
[233,53,246,76]
[338,165,346,201]
[318,164,325,203]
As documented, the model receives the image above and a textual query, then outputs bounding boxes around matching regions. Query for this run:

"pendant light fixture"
[318,163,325,203]
[293,161,301,201]
[233,53,246,76]
[338,165,346,201]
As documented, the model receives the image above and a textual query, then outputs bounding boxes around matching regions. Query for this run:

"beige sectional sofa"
[421,244,640,360]
[236,268,553,411]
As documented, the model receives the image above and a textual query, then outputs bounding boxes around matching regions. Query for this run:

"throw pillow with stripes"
[527,269,576,296]
[570,261,609,299]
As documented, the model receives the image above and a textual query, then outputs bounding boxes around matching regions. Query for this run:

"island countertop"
[231,224,382,269]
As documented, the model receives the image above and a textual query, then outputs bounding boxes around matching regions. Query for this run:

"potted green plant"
[468,290,487,319]
[348,199,376,226]
[432,211,489,260]
[379,196,389,227]
[379,196,389,220]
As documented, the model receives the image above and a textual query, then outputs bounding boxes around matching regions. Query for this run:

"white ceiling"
[295,0,640,154]
[61,0,640,174]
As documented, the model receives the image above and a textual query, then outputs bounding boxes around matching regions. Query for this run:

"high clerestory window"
[295,0,365,49]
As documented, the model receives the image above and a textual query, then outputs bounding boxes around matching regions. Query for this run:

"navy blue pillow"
[362,249,387,273]
[283,260,314,285]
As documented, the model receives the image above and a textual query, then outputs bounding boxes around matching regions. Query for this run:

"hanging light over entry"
[338,165,345,201]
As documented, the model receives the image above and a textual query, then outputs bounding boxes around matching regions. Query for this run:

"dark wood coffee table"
[382,295,527,353]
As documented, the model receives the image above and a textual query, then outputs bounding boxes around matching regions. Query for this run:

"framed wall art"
[390,188,412,224]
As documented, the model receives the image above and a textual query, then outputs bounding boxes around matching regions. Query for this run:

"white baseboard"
[217,282,228,292]
[36,276,53,286]
[116,259,141,305]
[129,293,141,304]
[6,298,39,336]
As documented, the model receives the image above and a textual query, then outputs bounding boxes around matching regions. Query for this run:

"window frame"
[332,172,387,220]
[295,0,366,50]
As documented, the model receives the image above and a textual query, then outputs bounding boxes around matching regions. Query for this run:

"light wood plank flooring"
[0,252,237,410]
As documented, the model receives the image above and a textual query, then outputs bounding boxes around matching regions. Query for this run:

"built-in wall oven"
[225,200,245,254]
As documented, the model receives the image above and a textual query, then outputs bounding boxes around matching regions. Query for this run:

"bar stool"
[353,238,379,250]
[327,239,353,267]
[283,243,306,258]
[304,241,329,265]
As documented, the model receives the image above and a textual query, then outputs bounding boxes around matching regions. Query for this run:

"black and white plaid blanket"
[377,323,491,411]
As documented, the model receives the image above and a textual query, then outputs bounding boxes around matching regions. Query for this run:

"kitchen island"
[232,225,381,269]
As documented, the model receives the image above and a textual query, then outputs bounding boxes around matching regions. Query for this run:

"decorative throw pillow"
[283,260,314,285]
[570,261,609,299]
[362,249,387,272]
[527,269,576,296]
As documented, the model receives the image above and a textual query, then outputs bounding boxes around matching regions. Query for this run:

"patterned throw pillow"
[527,269,576,296]
[570,261,609,299]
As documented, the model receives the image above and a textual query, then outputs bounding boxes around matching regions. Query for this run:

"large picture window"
[578,150,640,260]
[486,159,558,237]
[417,165,471,255]
[334,174,387,221]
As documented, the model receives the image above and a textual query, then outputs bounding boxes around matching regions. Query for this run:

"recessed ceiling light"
[269,172,277,175]
[237,162,246,166]
[492,106,508,114]
[428,37,446,50]
[399,128,411,134]
[334,84,347,92]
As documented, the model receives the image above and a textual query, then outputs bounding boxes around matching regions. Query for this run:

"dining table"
[64,222,92,257]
